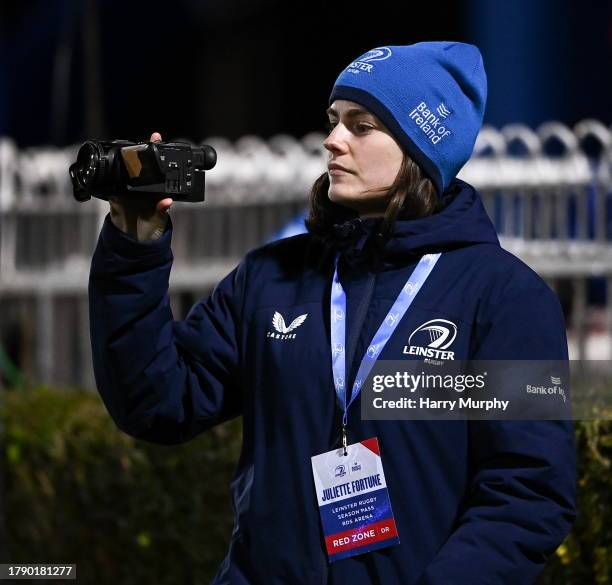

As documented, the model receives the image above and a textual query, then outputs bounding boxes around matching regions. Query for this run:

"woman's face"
[324,99,403,217]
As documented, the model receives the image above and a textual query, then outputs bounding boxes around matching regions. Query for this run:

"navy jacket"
[89,179,576,584]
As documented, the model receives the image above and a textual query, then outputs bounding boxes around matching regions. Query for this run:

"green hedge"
[1,386,241,584]
[1,386,611,584]
[540,419,612,585]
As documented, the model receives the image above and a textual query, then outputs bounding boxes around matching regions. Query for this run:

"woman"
[90,42,576,584]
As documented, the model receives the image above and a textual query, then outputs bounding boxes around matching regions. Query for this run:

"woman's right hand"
[108,131,174,241]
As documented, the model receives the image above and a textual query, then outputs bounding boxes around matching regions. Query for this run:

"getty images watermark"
[360,360,612,421]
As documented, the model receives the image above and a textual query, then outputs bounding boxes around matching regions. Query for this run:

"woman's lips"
[328,164,353,175]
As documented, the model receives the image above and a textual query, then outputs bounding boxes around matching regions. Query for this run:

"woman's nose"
[323,124,349,153]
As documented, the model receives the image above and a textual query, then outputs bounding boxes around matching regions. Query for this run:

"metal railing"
[1,121,611,388]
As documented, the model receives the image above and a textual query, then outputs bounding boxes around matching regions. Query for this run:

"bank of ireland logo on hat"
[408,100,453,146]
[437,103,451,118]
[347,46,392,74]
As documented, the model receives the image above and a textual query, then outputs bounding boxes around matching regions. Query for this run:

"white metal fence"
[1,121,611,389]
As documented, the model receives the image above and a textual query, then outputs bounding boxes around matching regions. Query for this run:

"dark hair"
[305,154,440,240]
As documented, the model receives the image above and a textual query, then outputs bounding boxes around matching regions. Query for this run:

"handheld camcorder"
[69,139,217,203]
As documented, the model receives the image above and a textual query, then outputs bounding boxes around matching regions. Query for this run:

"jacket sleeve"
[89,213,246,445]
[415,284,577,585]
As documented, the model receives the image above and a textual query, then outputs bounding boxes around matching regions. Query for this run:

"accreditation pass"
[311,437,400,562]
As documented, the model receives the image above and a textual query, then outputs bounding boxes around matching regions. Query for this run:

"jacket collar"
[313,179,500,272]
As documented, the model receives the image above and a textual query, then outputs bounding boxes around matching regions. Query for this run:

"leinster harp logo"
[403,319,457,360]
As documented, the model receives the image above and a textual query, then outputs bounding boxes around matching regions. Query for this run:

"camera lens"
[73,142,101,188]
[69,141,113,201]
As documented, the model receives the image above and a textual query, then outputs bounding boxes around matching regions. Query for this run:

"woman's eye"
[324,121,372,134]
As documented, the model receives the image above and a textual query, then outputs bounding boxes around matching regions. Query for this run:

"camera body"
[69,139,217,203]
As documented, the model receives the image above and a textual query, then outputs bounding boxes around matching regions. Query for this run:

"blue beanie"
[329,42,487,195]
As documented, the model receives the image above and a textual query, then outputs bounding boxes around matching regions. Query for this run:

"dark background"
[0,0,610,148]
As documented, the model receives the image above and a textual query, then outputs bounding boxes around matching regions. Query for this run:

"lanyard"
[330,252,441,454]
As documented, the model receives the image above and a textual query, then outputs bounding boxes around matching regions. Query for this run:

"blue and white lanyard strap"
[330,252,441,454]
